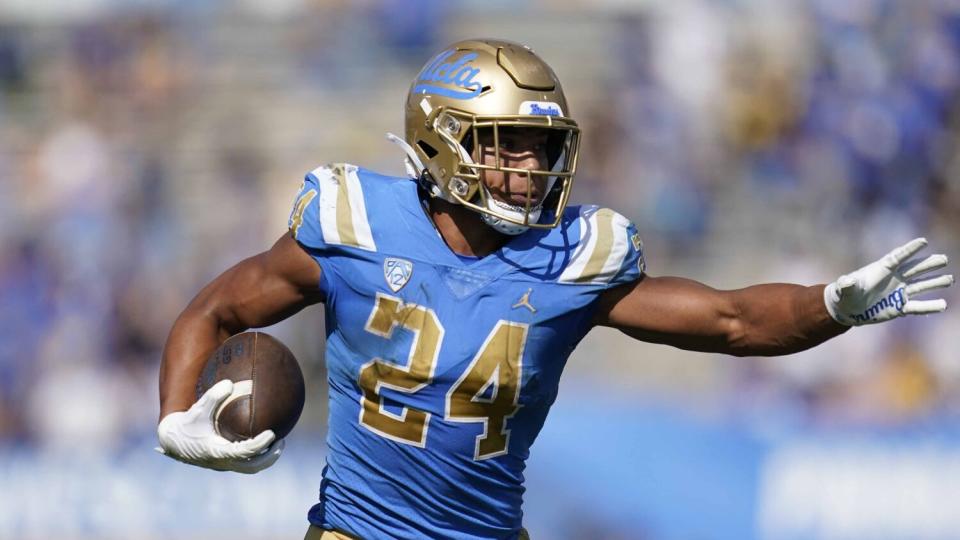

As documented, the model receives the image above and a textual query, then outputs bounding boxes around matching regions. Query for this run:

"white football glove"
[156,379,284,474]
[824,237,954,326]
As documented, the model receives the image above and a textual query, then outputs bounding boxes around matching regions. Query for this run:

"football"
[195,332,305,442]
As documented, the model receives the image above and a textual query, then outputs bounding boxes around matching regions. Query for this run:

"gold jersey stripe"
[289,188,317,239]
[333,164,360,247]
[574,208,615,283]
[313,163,377,251]
[559,207,631,284]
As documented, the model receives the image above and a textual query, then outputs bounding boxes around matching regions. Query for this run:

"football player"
[157,39,954,539]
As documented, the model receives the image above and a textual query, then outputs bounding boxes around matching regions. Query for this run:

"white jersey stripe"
[314,165,343,246]
[558,210,597,283]
[343,165,377,251]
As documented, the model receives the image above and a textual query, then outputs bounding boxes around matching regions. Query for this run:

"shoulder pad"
[558,206,643,285]
[290,163,377,252]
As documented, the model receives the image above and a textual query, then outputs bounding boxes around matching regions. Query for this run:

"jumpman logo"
[512,288,537,313]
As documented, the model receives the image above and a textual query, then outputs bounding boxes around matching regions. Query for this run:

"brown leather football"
[195,332,305,442]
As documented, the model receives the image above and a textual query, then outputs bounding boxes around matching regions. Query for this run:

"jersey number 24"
[357,293,527,461]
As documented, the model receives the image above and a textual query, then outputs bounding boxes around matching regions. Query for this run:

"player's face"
[476,127,551,207]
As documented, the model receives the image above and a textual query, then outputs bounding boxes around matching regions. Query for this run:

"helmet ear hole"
[417,141,439,159]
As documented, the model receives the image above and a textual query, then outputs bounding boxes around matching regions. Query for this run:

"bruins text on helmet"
[389,38,581,235]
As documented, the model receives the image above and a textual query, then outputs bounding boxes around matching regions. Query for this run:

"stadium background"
[1,0,959,538]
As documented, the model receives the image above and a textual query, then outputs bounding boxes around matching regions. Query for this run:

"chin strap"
[480,193,541,235]
[386,132,447,200]
[386,132,425,179]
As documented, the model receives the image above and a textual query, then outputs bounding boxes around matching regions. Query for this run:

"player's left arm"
[593,238,953,357]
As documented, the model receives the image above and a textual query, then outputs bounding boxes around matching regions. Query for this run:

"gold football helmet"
[394,38,580,235]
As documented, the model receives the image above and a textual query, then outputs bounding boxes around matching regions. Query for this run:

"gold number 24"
[358,293,528,460]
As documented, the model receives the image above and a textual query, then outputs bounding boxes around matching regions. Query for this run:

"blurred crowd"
[0,0,958,453]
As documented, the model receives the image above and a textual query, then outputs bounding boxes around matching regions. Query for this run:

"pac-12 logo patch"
[383,258,414,292]
[631,232,646,273]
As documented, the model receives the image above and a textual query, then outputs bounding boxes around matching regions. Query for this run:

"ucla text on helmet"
[414,50,484,100]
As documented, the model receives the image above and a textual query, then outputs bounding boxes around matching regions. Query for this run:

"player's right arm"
[157,232,322,472]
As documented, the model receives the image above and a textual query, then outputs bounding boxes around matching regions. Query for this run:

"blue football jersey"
[288,164,645,539]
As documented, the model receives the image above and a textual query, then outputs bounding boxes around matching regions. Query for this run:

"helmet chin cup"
[480,214,530,236]
[482,213,530,236]
[480,195,542,236]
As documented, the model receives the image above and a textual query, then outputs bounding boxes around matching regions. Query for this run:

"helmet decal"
[413,50,484,100]
[518,101,563,116]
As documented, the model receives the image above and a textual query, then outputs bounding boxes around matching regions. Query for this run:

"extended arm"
[594,238,952,357]
[156,232,322,473]
[594,277,845,356]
